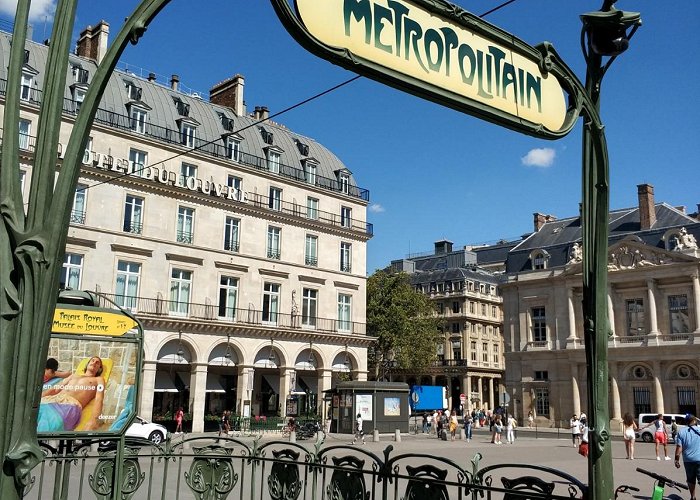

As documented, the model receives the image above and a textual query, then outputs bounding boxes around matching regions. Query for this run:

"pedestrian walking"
[449,413,458,441]
[642,413,671,460]
[493,417,503,444]
[672,417,679,442]
[422,413,428,433]
[622,413,638,459]
[352,413,365,445]
[674,414,700,500]
[175,407,184,434]
[527,411,534,428]
[465,417,473,442]
[570,414,581,448]
[506,414,517,444]
[578,418,589,457]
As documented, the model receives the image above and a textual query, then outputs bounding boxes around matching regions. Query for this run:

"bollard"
[460,428,466,441]
[289,431,296,443]
[373,429,380,442]
[394,429,401,442]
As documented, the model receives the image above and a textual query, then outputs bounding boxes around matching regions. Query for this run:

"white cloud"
[0,0,56,23]
[369,203,385,213]
[521,148,556,168]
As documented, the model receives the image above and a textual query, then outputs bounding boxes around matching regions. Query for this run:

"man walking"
[352,413,365,445]
[675,415,700,500]
[675,414,700,500]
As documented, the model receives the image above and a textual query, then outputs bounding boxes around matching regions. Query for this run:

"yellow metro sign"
[272,0,579,138]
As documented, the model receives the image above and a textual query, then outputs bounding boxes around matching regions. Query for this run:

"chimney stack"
[637,183,656,230]
[434,240,453,255]
[209,74,246,116]
[260,106,269,121]
[75,21,110,64]
[534,213,547,232]
[148,72,156,82]
[170,74,180,92]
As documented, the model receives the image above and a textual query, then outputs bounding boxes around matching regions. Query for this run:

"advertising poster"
[38,307,140,436]
[384,397,401,416]
[355,394,372,421]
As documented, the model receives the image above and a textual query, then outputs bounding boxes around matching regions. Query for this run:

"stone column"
[571,363,581,417]
[647,279,660,336]
[608,286,617,339]
[693,273,700,333]
[488,377,495,410]
[279,368,290,417]
[610,362,622,422]
[462,376,470,412]
[140,360,157,420]
[652,360,664,413]
[190,363,208,433]
[319,369,333,422]
[477,377,483,409]
[567,288,578,342]
[236,366,254,417]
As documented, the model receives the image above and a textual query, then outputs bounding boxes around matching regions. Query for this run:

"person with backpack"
[674,414,700,500]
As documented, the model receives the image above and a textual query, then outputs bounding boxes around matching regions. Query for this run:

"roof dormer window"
[303,158,318,185]
[20,72,35,101]
[218,112,235,132]
[181,122,196,148]
[72,65,89,84]
[125,81,142,101]
[173,97,190,117]
[337,170,350,194]
[296,139,309,156]
[530,249,550,270]
[266,148,281,173]
[260,127,274,145]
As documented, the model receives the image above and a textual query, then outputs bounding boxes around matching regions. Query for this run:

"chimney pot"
[170,74,180,91]
[148,72,156,82]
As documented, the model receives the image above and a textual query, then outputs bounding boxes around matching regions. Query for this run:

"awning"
[154,372,178,393]
[206,376,226,393]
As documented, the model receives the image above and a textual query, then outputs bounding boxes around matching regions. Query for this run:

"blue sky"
[5,0,699,274]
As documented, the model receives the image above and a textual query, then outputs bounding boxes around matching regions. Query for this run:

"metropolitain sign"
[271,0,580,138]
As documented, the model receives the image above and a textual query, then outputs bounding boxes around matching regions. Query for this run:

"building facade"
[501,185,700,427]
[390,240,505,412]
[1,22,373,431]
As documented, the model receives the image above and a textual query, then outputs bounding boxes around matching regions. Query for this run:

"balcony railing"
[224,240,239,252]
[176,231,193,244]
[249,193,373,236]
[70,210,86,224]
[98,293,366,335]
[432,359,469,367]
[0,78,371,202]
[123,220,143,234]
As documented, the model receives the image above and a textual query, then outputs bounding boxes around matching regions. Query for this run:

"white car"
[126,416,168,444]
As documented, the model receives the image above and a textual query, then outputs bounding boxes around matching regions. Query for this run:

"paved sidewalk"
[176,425,688,496]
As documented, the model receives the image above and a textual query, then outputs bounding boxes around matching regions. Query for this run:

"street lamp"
[380,348,397,382]
[578,2,641,497]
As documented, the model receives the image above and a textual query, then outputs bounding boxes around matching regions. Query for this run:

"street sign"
[271,0,578,139]
[459,393,466,403]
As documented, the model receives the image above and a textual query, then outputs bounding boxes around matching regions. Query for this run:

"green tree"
[366,270,443,379]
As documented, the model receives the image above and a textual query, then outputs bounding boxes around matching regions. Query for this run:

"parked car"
[635,413,686,443]
[126,416,168,444]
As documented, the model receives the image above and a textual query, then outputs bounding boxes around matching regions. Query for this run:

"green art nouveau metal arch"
[0,1,172,497]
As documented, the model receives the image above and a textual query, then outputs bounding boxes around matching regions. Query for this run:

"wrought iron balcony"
[70,210,86,224]
[0,78,371,202]
[98,293,366,335]
[224,240,240,252]
[123,220,143,234]
[305,256,318,267]
[267,249,281,260]
[177,231,193,244]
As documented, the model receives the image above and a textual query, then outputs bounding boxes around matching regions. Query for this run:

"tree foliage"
[366,270,443,378]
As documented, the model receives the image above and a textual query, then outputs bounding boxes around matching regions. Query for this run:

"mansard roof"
[0,31,365,198]
[506,204,700,273]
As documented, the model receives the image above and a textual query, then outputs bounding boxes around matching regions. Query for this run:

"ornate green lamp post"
[0,1,171,497]
[579,3,640,497]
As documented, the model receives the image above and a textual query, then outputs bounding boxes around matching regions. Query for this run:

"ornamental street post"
[269,1,641,498]
[0,1,171,497]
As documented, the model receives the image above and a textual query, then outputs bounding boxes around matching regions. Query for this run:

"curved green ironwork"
[0,1,172,497]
